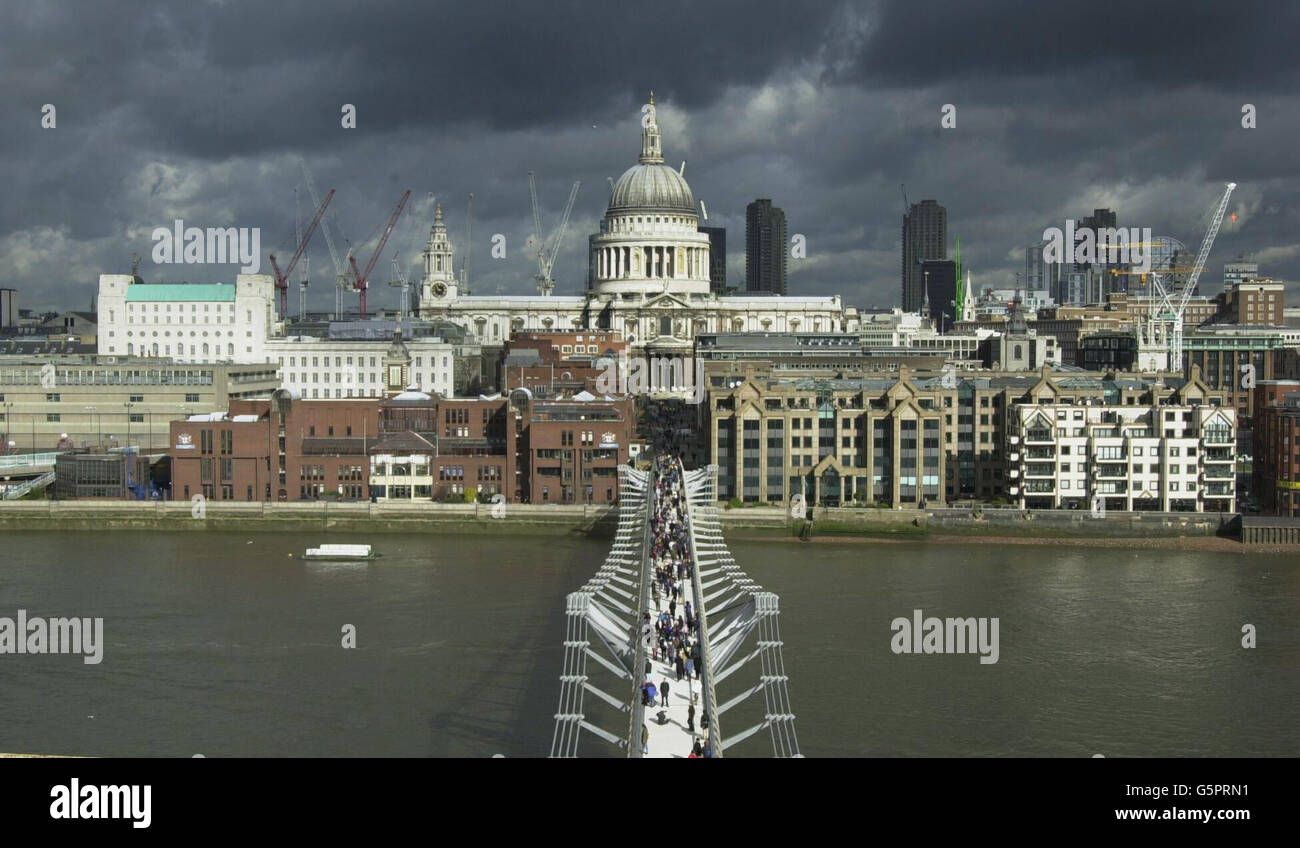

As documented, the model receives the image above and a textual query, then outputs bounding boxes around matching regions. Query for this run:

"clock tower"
[420,203,457,305]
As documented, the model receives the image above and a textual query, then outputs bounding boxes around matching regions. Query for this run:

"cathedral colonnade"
[596,244,708,282]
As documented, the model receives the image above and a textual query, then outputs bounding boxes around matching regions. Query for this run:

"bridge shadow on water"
[423,557,610,758]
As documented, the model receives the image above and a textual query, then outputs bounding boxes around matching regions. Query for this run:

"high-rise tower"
[745,199,787,295]
[902,200,946,312]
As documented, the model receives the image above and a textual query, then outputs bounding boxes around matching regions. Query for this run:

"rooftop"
[124,283,236,302]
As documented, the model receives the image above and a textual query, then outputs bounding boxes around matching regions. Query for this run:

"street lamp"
[124,401,134,449]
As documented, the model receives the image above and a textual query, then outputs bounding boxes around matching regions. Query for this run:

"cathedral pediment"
[642,292,694,310]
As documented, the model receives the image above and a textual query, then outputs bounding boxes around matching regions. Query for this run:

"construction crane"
[295,189,310,320]
[298,158,354,315]
[1137,183,1236,369]
[461,193,473,295]
[528,172,581,295]
[348,190,411,318]
[268,188,334,318]
[388,194,433,315]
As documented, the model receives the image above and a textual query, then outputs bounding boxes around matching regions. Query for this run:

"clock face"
[432,282,447,297]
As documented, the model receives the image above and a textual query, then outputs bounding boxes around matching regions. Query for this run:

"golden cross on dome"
[649,90,655,105]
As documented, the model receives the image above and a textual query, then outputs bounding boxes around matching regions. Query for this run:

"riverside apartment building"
[705,364,1235,510]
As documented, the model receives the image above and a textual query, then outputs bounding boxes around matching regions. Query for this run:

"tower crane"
[389,194,432,316]
[295,189,310,320]
[461,193,473,295]
[268,188,334,318]
[1168,182,1235,366]
[348,190,411,318]
[298,158,354,315]
[1138,182,1236,369]
[528,172,581,295]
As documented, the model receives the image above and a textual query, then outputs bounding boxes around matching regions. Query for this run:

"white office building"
[96,274,277,364]
[265,322,459,399]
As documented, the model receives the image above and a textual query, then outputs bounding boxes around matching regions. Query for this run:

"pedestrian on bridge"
[660,679,670,707]
[687,702,695,733]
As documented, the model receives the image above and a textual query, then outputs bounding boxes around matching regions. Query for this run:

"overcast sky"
[3,0,1297,314]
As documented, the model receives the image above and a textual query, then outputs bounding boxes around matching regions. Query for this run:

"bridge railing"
[3,470,55,500]
[551,460,800,758]
[0,452,60,470]
[550,464,651,758]
[683,464,800,758]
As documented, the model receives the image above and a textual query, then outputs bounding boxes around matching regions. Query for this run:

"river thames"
[0,530,1295,757]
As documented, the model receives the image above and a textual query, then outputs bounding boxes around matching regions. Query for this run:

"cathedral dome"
[608,162,695,216]
[605,92,696,218]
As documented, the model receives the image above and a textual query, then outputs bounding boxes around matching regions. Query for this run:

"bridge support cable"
[551,460,800,758]
[680,464,801,758]
[550,465,651,758]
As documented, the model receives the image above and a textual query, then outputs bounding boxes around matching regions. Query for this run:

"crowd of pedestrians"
[639,454,713,758]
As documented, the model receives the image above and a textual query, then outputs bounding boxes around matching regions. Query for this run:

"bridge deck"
[638,461,709,758]
[641,566,705,758]
[550,460,798,758]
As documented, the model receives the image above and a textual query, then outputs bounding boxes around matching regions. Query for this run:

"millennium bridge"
[550,459,800,758]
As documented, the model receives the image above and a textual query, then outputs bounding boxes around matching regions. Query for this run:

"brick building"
[1219,280,1284,325]
[169,393,379,502]
[517,394,635,504]
[1252,380,1300,516]
[501,331,627,397]
[171,384,636,505]
[369,390,514,502]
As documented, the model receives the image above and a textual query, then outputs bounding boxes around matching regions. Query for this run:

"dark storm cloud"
[843,0,1300,91]
[1,0,1297,313]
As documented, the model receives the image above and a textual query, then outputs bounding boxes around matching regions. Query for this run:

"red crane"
[269,188,335,317]
[349,189,412,318]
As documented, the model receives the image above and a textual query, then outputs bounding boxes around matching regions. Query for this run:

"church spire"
[640,90,664,164]
[960,268,976,322]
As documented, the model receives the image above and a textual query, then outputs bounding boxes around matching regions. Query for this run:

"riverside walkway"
[550,458,800,758]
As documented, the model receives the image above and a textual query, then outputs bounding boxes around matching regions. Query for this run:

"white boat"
[303,544,377,560]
